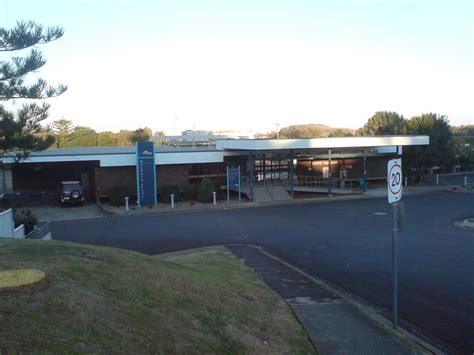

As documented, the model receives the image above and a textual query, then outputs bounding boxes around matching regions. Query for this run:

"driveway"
[50,192,474,353]
[20,203,105,222]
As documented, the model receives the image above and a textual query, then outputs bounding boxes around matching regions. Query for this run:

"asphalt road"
[51,191,474,353]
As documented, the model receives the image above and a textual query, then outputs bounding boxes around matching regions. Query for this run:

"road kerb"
[232,244,446,355]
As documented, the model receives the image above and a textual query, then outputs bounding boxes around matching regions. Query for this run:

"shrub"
[160,185,180,203]
[182,184,198,201]
[14,209,38,235]
[109,186,129,206]
[197,177,214,203]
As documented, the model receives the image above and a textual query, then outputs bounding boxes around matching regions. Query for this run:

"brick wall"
[95,166,137,200]
[156,164,189,188]
[94,164,190,200]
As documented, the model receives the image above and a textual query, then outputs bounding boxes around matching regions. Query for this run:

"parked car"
[59,181,84,206]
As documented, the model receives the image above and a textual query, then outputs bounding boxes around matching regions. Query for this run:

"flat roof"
[0,136,429,166]
[215,136,429,151]
[25,145,218,157]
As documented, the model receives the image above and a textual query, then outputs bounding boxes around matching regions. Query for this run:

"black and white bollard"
[171,194,175,209]
[125,196,129,212]
[213,191,217,205]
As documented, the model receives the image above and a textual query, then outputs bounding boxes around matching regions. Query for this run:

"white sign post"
[387,158,402,203]
[387,157,403,330]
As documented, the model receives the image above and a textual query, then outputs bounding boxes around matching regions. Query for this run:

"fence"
[0,208,25,239]
[0,208,14,238]
[13,224,25,239]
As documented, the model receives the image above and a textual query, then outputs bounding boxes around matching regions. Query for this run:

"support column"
[0,164,13,192]
[289,151,294,199]
[249,152,254,202]
[328,149,332,195]
[363,148,367,192]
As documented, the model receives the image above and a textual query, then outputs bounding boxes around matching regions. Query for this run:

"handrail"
[26,222,50,240]
[288,175,352,191]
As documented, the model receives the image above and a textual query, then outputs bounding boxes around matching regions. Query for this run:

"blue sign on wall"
[136,142,157,207]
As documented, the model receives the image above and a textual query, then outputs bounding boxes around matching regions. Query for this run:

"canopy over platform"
[216,136,429,151]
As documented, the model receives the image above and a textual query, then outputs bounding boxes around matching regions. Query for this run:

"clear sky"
[3,0,473,134]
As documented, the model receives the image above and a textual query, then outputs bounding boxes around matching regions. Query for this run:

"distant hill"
[278,124,355,138]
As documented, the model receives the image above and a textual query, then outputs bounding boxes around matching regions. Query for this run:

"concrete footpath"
[227,245,439,355]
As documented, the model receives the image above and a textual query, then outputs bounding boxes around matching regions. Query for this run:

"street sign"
[387,158,402,204]
[228,167,240,187]
[387,157,403,330]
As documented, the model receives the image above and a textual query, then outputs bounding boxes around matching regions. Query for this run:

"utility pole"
[275,123,280,139]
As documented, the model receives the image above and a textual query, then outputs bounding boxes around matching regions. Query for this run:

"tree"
[279,125,322,139]
[197,177,214,203]
[451,125,474,137]
[329,129,353,137]
[129,127,152,143]
[452,125,474,171]
[51,118,73,147]
[1,21,66,101]
[116,130,134,146]
[1,21,66,190]
[154,130,165,136]
[65,126,98,147]
[98,131,117,146]
[358,111,405,136]
[403,113,455,178]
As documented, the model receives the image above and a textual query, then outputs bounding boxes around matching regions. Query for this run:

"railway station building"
[0,136,429,203]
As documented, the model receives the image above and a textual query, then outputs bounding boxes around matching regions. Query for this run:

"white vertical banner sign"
[387,158,402,204]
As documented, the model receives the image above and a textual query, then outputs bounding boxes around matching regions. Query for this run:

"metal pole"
[328,149,332,195]
[249,153,254,202]
[464,176,468,187]
[363,149,367,192]
[125,196,129,212]
[238,166,241,203]
[436,174,439,185]
[171,194,175,209]
[213,191,216,205]
[404,177,408,187]
[392,202,399,330]
[226,166,230,204]
[290,151,294,199]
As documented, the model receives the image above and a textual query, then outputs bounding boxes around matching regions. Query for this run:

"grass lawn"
[0,239,315,353]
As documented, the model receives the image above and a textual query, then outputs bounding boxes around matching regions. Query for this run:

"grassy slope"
[0,239,314,354]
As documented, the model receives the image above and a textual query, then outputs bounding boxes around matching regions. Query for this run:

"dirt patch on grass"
[0,240,314,353]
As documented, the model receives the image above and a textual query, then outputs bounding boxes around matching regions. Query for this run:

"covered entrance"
[218,136,429,202]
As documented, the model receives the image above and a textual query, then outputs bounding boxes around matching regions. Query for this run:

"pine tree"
[1,20,66,191]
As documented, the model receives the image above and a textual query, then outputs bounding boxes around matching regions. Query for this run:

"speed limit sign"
[387,158,402,203]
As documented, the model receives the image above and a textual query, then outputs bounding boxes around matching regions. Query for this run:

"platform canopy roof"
[215,136,429,151]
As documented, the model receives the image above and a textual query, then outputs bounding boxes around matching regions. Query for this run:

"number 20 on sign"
[387,158,402,204]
